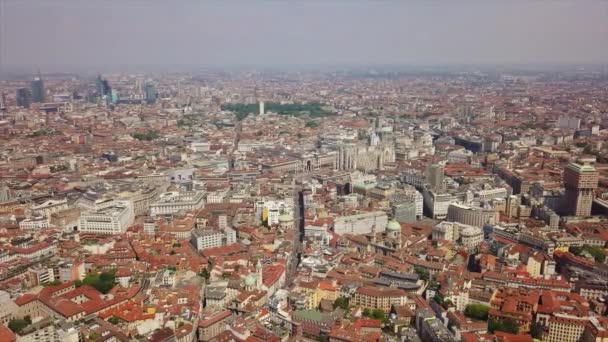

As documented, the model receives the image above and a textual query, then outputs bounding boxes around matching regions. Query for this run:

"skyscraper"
[144,84,157,104]
[426,163,445,193]
[563,157,599,217]
[16,88,32,108]
[97,75,111,97]
[111,89,119,104]
[31,77,45,103]
[0,92,7,111]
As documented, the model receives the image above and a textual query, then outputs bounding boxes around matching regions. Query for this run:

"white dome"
[387,220,401,231]
[244,274,256,287]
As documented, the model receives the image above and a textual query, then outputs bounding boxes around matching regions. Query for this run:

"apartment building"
[352,287,408,312]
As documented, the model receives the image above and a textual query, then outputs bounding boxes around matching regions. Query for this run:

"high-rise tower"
[144,84,157,104]
[16,88,31,108]
[426,163,445,193]
[97,75,111,97]
[0,91,8,111]
[31,72,45,103]
[563,157,598,217]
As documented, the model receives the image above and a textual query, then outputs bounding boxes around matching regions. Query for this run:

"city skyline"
[1,2,608,341]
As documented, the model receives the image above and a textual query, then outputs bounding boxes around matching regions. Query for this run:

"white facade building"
[191,227,237,251]
[460,226,484,250]
[191,141,211,152]
[206,188,230,204]
[254,198,294,226]
[476,187,508,202]
[19,216,51,230]
[32,199,69,218]
[150,191,205,216]
[432,221,483,250]
[423,189,454,220]
[333,211,388,235]
[79,201,135,235]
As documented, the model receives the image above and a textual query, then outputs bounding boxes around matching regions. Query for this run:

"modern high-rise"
[144,84,157,104]
[0,92,6,110]
[97,75,111,97]
[563,157,599,217]
[426,163,445,193]
[16,88,32,108]
[31,77,45,103]
[110,89,119,104]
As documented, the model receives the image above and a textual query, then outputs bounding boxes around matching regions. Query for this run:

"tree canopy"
[488,318,519,334]
[570,245,606,263]
[8,319,30,333]
[132,130,159,141]
[414,266,430,281]
[222,102,333,121]
[76,269,117,294]
[362,308,388,324]
[333,297,350,310]
[464,304,490,321]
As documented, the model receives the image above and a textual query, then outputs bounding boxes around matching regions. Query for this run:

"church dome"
[386,220,401,231]
[244,274,256,287]
[278,214,293,222]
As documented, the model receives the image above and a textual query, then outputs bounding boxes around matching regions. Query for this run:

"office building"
[0,91,6,111]
[191,227,236,251]
[505,195,520,218]
[423,190,453,220]
[144,84,157,104]
[447,203,497,228]
[557,116,581,130]
[110,89,119,104]
[390,188,423,222]
[563,157,599,217]
[426,163,445,193]
[97,75,111,97]
[333,211,388,235]
[79,202,135,234]
[0,184,10,203]
[392,202,418,223]
[416,310,455,342]
[432,221,483,250]
[16,88,32,108]
[150,191,205,216]
[31,77,45,103]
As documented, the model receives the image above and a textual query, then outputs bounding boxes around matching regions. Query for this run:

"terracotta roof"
[0,324,16,342]
[199,310,232,328]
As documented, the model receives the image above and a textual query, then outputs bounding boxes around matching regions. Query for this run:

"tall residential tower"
[563,157,599,217]
[426,163,445,193]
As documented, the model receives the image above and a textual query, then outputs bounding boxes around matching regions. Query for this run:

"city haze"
[1,0,608,72]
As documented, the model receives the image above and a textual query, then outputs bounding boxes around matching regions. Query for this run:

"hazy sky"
[1,0,608,71]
